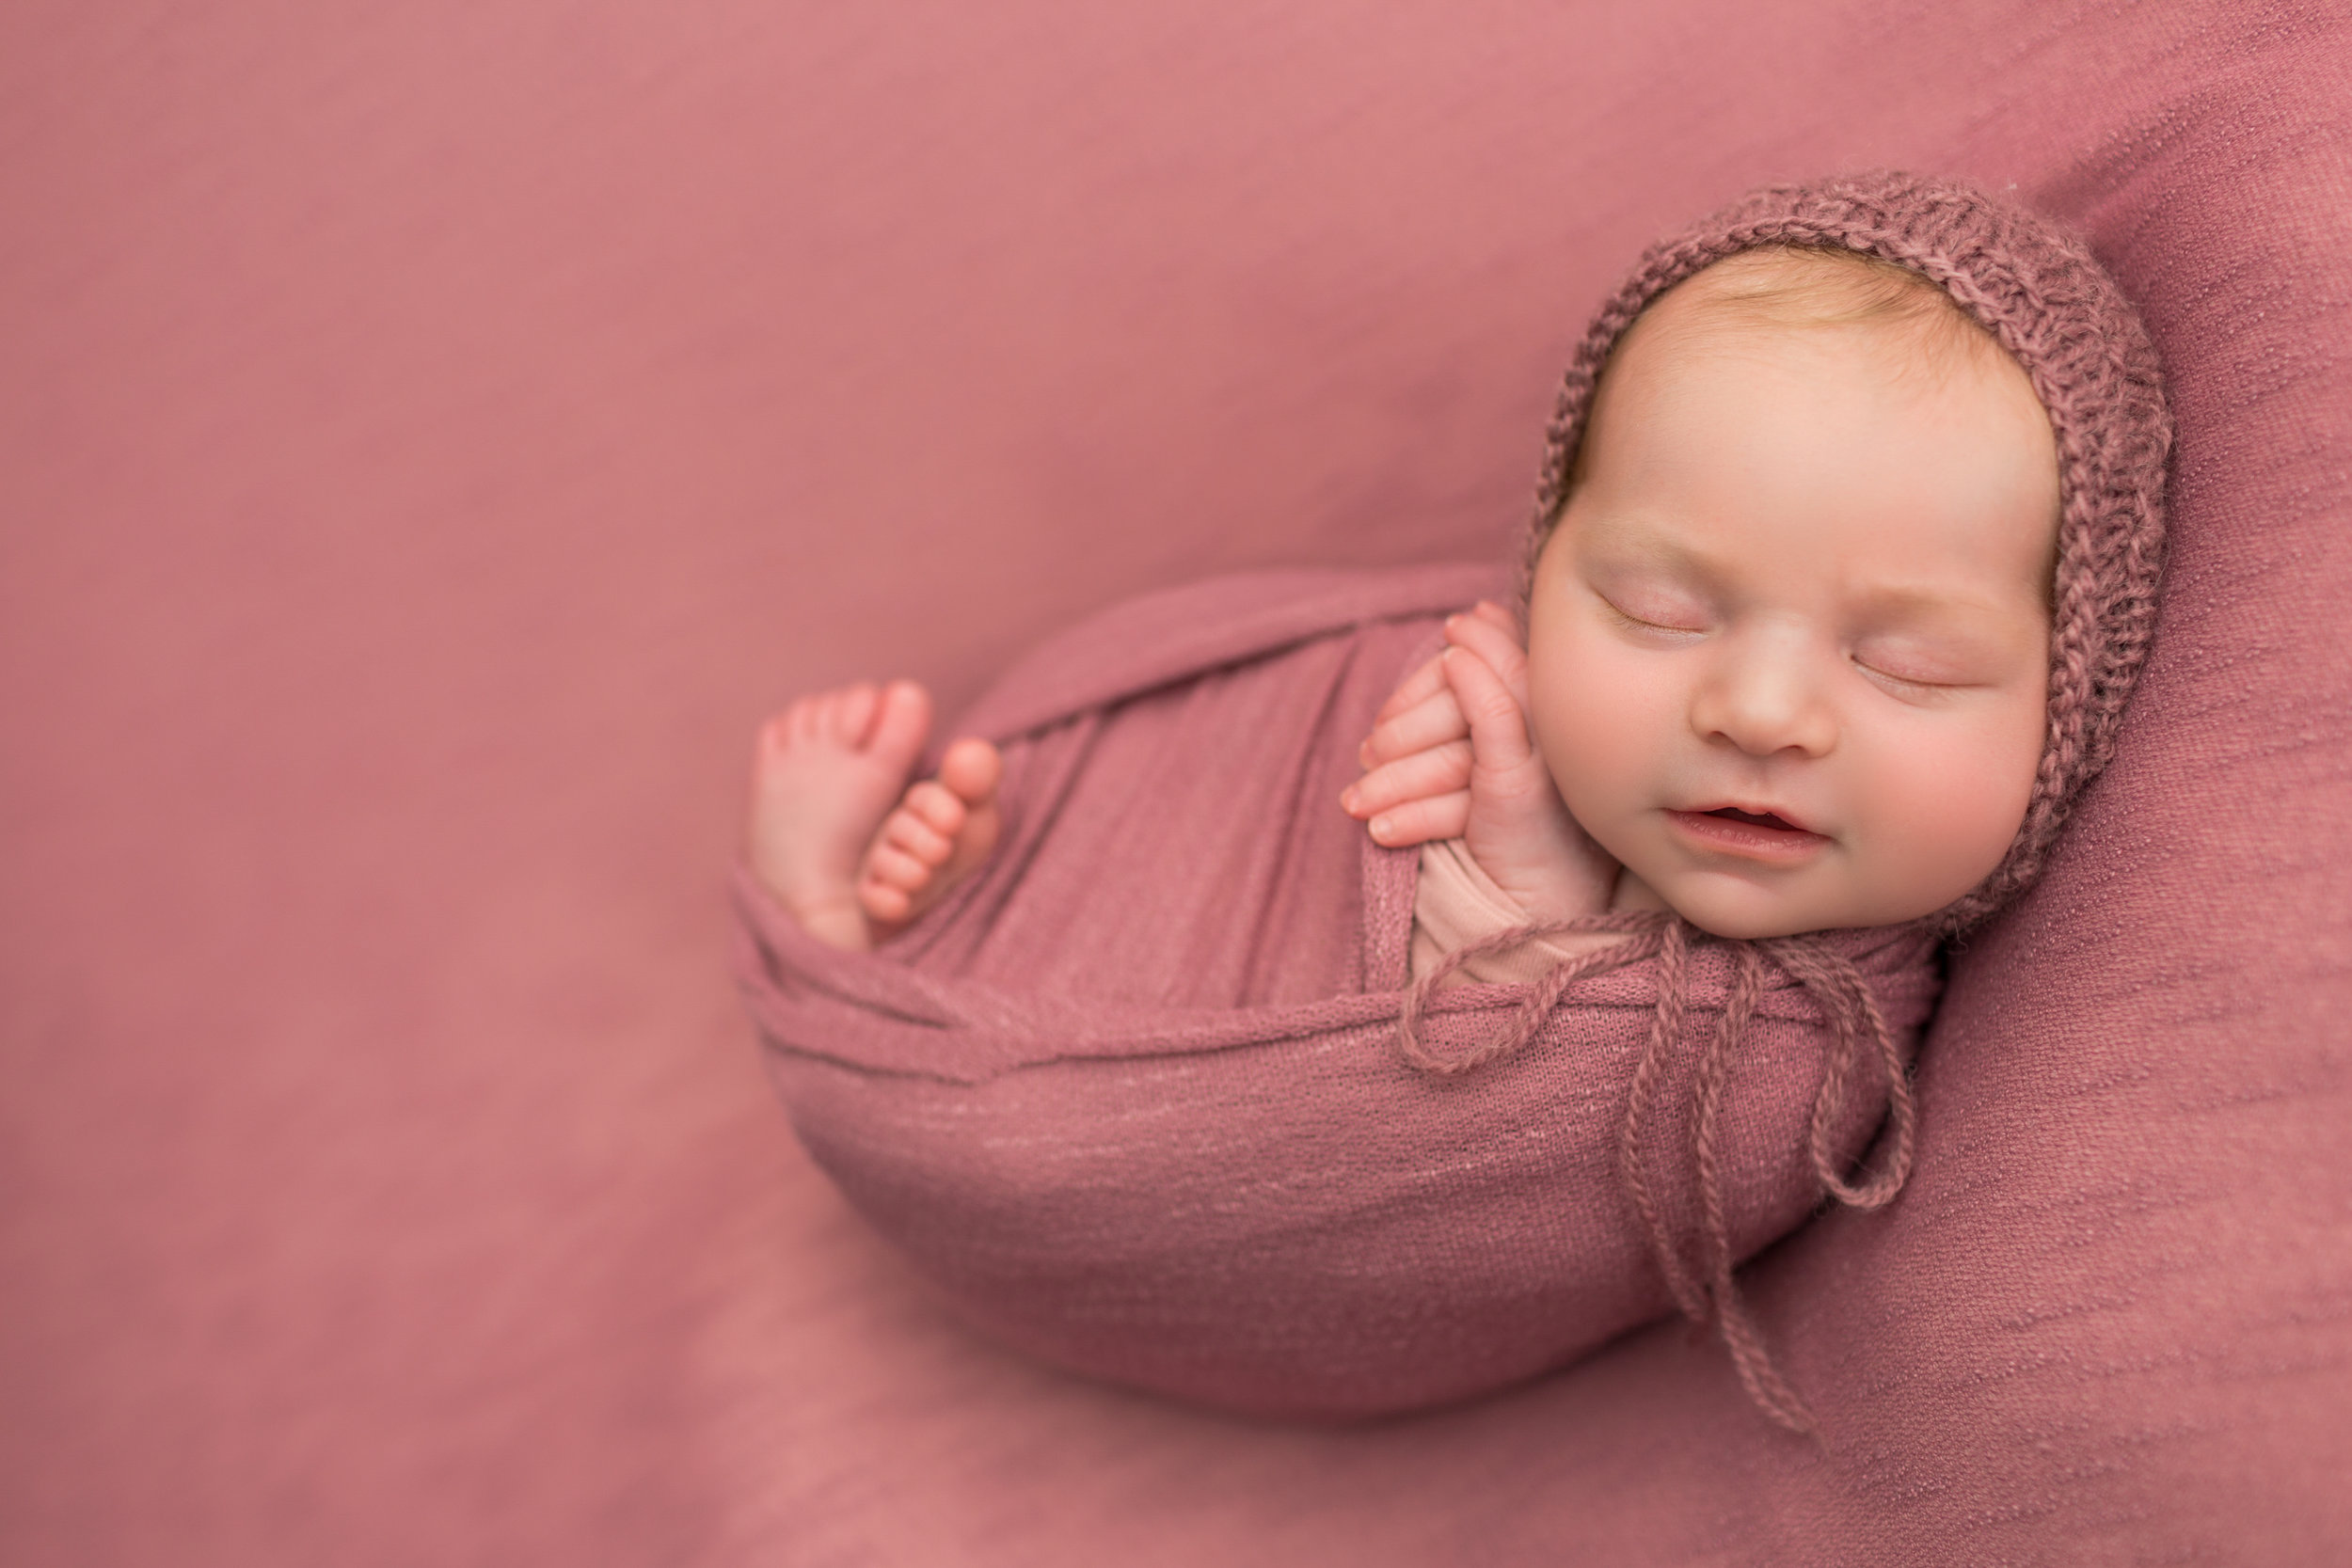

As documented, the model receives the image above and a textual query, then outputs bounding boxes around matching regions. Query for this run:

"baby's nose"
[1691,631,1838,758]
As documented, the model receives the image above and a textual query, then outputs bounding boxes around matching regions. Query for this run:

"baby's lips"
[1689,802,1819,835]
[1664,805,1833,864]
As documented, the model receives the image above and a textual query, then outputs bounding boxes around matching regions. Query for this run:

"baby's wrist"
[1469,849,1597,926]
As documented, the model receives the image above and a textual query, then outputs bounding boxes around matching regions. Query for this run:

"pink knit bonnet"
[1518,170,2173,933]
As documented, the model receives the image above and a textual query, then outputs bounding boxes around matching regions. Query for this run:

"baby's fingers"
[1445,605,1533,713]
[1359,685,1469,768]
[1470,597,1520,634]
[1442,645,1536,775]
[1342,739,1472,819]
[1371,651,1448,727]
[1365,790,1471,848]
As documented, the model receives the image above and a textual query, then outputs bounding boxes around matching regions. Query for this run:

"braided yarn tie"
[1395,918,1916,1436]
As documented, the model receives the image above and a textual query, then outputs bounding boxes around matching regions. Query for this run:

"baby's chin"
[1645,873,1937,941]
[1673,904,1832,942]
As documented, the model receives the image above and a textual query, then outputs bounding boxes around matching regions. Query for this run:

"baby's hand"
[1345,602,1526,847]
[1343,609,1483,847]
[1343,601,1619,923]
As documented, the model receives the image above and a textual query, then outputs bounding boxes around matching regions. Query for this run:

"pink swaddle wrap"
[735,564,1939,1418]
[736,172,2169,1424]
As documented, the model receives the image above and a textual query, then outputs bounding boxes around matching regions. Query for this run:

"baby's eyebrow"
[1575,515,2047,629]
[1847,584,2030,629]
[1574,513,1716,574]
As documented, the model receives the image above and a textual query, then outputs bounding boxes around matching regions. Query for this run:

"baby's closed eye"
[1594,585,1710,637]
[1846,633,2011,694]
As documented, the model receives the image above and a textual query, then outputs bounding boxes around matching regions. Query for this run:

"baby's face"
[1525,285,2060,940]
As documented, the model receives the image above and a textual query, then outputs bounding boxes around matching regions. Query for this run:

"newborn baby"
[755,244,2061,975]
[738,172,2169,1428]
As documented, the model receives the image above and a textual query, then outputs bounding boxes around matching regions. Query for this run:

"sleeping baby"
[739,173,2170,1429]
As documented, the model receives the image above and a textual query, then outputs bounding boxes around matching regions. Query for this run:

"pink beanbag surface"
[5,1,2346,1563]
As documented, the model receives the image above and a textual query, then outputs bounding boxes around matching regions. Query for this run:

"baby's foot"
[855,738,1003,936]
[748,680,937,951]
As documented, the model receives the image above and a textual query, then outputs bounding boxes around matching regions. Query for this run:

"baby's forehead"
[1576,502,2042,605]
[1632,246,2014,381]
[1589,253,2051,470]
[1569,291,2064,608]
[1664,246,1950,320]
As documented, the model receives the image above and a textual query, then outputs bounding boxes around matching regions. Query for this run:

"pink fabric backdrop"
[4,1,2346,1562]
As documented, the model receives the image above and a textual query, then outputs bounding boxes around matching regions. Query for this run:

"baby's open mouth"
[1708,807,1800,831]
[1667,805,1827,861]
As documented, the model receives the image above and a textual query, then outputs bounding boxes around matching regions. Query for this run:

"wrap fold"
[737,563,1939,1419]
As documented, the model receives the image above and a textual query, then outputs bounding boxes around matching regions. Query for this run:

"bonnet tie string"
[1395,917,1915,1435]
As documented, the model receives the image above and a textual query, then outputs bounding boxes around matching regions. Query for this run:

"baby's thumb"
[1441,646,1534,776]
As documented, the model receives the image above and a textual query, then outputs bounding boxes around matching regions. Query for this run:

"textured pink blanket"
[737,563,1940,1418]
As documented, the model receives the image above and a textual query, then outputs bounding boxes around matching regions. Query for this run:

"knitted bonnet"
[1404,172,2171,1434]
[1520,169,2173,932]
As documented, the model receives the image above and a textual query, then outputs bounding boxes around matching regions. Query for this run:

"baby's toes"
[778,694,824,747]
[937,738,1003,806]
[866,680,933,768]
[756,710,794,764]
[821,682,882,744]
[882,803,956,868]
[900,780,970,841]
[857,872,914,925]
[864,840,936,895]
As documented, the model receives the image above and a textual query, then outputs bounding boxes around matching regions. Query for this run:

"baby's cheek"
[1869,730,2039,899]
[1528,665,1660,836]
